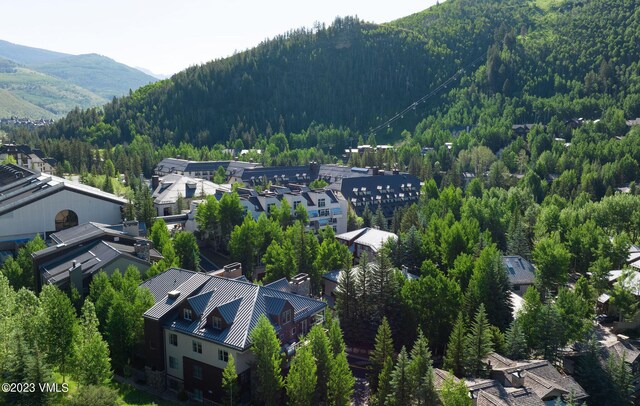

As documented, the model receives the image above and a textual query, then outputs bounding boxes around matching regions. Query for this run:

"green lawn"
[114,382,177,406]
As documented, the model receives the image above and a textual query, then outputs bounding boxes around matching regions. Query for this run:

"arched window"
[55,210,78,231]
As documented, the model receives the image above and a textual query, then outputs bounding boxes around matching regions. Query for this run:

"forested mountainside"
[36,0,533,146]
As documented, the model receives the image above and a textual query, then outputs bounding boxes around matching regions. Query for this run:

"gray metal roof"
[502,256,536,286]
[143,267,326,350]
[40,240,143,284]
[264,278,290,292]
[141,268,197,302]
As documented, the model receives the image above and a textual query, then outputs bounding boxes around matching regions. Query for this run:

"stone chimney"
[124,220,140,237]
[151,175,160,191]
[223,262,243,279]
[134,240,151,262]
[289,273,311,296]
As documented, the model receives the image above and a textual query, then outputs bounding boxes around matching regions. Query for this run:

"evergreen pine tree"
[506,208,530,260]
[464,304,494,378]
[388,346,411,406]
[369,317,395,391]
[444,312,467,378]
[374,356,394,406]
[327,350,355,406]
[409,330,437,406]
[308,324,332,402]
[328,318,346,356]
[504,319,528,360]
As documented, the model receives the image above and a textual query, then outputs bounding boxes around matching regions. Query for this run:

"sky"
[0,0,439,77]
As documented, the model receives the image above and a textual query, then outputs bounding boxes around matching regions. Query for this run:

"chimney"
[509,370,525,388]
[134,240,151,262]
[223,262,243,279]
[372,166,380,176]
[289,273,311,296]
[151,175,160,190]
[124,220,140,237]
[69,260,83,296]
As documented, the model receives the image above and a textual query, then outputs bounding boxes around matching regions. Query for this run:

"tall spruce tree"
[308,324,332,402]
[444,312,467,378]
[464,304,494,378]
[409,330,437,406]
[388,346,411,406]
[504,319,528,360]
[369,317,395,392]
[327,350,355,406]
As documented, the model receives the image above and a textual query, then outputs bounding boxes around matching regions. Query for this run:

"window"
[319,209,330,217]
[193,365,203,380]
[183,308,193,321]
[218,349,229,362]
[169,356,179,369]
[212,316,222,330]
[291,327,296,337]
[282,309,292,324]
[318,198,326,207]
[301,319,308,334]
[513,284,521,291]
[169,333,178,346]
[293,201,301,209]
[54,209,78,231]
[193,388,203,401]
[192,340,202,354]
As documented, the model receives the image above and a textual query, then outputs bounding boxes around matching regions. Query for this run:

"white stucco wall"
[0,189,123,242]
[164,329,254,380]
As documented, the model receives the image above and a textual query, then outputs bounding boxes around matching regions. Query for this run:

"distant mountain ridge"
[0,39,157,118]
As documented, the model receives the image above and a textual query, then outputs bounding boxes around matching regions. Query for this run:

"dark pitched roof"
[602,340,640,365]
[498,359,588,401]
[340,174,421,218]
[502,256,536,286]
[239,165,319,185]
[143,268,326,350]
[0,164,35,187]
[39,240,148,285]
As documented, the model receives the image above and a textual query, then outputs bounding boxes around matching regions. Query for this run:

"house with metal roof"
[0,164,126,246]
[151,173,231,217]
[502,255,536,296]
[141,268,326,403]
[336,227,398,262]
[32,221,161,293]
[333,173,422,222]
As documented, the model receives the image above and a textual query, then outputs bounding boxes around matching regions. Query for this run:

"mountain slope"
[0,88,57,119]
[0,64,106,117]
[33,53,156,99]
[37,0,640,148]
[0,39,70,65]
[0,39,156,118]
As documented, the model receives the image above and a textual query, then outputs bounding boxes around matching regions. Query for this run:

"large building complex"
[141,268,326,403]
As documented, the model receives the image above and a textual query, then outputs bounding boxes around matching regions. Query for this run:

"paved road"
[348,355,370,405]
